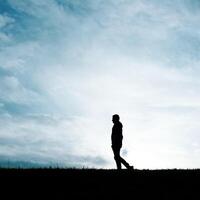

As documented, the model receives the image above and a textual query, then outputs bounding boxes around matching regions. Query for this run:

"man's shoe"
[127,165,134,170]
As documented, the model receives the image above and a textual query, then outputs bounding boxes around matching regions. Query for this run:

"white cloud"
[0,14,14,42]
[0,76,41,105]
[29,52,200,168]
[0,14,14,29]
[0,32,11,42]
[1,0,200,168]
[0,114,109,167]
[0,41,40,69]
[8,0,71,28]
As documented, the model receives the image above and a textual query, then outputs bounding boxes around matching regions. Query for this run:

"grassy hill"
[1,168,200,199]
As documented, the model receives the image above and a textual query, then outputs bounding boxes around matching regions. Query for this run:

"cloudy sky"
[1,0,200,169]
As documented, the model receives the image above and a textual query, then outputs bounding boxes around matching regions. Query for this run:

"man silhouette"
[111,114,133,170]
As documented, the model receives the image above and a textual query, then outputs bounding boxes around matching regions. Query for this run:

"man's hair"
[113,114,120,121]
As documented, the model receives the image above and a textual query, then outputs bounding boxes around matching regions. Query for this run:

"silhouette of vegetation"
[0,168,200,199]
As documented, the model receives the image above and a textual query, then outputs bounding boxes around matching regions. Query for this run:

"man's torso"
[111,122,123,147]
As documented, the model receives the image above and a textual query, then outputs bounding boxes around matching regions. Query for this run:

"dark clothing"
[112,145,130,169]
[111,121,130,169]
[111,121,123,148]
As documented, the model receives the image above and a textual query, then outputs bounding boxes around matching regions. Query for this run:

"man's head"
[112,114,120,124]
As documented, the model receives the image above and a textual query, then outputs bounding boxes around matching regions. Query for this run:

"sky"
[1,0,200,169]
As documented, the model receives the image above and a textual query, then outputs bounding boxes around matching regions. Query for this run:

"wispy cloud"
[0,0,200,168]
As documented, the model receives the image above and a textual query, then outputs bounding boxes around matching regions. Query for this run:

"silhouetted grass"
[1,168,200,199]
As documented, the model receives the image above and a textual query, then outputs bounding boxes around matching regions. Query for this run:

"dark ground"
[1,168,200,199]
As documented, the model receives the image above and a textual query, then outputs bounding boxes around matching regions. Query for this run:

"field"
[1,168,200,199]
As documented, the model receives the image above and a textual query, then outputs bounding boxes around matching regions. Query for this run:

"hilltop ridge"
[1,168,200,199]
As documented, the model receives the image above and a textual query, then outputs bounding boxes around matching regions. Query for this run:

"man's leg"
[120,157,131,169]
[118,148,133,169]
[112,146,121,170]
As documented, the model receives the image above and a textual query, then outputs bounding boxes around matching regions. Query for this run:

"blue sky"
[1,0,200,168]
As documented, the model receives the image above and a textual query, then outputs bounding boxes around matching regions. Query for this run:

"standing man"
[111,114,133,170]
